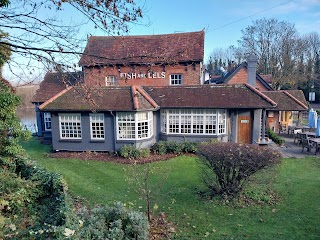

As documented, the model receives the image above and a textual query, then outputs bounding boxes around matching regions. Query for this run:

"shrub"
[151,141,199,155]
[139,148,150,158]
[0,156,68,239]
[268,129,285,145]
[151,141,168,155]
[165,141,183,154]
[119,144,139,159]
[119,145,150,159]
[181,141,198,153]
[76,202,149,240]
[197,142,281,198]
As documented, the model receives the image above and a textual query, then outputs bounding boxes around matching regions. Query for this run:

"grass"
[20,137,320,239]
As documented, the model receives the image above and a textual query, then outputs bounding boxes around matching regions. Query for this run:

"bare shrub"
[197,142,281,198]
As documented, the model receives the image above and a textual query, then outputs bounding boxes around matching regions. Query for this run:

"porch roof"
[262,90,308,111]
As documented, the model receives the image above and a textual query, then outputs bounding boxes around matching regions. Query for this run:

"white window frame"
[59,113,82,140]
[116,111,153,140]
[90,114,105,140]
[44,112,51,131]
[170,74,183,85]
[161,109,226,135]
[105,75,117,86]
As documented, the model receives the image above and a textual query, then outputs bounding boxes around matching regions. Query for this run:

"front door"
[237,115,252,144]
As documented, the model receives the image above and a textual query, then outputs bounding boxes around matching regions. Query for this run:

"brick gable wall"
[84,63,201,86]
[227,68,269,91]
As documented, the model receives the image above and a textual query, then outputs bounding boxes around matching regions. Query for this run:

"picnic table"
[288,125,311,135]
[309,138,320,155]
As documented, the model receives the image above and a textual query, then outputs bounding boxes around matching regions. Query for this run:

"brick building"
[33,31,308,152]
[79,31,205,86]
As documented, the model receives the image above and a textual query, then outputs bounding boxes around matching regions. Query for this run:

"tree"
[0,0,143,84]
[0,24,30,159]
[207,46,237,73]
[0,0,9,8]
[238,18,299,89]
[0,80,31,160]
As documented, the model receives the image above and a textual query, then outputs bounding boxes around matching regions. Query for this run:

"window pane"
[117,112,153,140]
[44,112,51,131]
[106,75,117,86]
[193,115,204,134]
[90,114,105,140]
[170,74,182,85]
[160,109,225,135]
[59,114,82,139]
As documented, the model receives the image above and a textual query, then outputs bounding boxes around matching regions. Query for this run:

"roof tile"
[32,71,83,103]
[79,31,204,66]
[40,86,157,112]
[40,84,276,111]
[262,90,308,111]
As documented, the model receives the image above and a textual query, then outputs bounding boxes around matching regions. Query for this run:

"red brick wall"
[266,111,279,132]
[227,68,269,91]
[84,63,201,86]
[228,68,248,85]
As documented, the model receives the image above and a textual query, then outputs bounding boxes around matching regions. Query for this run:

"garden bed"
[49,151,186,164]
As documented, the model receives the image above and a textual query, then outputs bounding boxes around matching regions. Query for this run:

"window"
[117,111,153,140]
[59,114,82,139]
[161,109,226,135]
[267,111,274,118]
[105,75,117,86]
[170,74,182,85]
[90,114,105,140]
[44,112,51,131]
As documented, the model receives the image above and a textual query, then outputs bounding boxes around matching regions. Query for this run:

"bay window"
[117,111,153,140]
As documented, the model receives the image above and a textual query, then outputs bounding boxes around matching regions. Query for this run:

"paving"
[270,134,320,159]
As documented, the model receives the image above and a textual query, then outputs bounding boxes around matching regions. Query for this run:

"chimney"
[247,53,258,87]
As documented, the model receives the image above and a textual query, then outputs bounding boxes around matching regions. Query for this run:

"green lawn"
[21,138,320,239]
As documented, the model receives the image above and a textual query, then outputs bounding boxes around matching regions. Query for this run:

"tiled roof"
[144,84,276,109]
[31,71,83,103]
[40,84,277,112]
[260,74,272,83]
[262,90,308,111]
[39,86,159,112]
[79,31,204,66]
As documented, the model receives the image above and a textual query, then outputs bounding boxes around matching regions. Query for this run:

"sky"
[127,0,320,62]
[3,0,320,84]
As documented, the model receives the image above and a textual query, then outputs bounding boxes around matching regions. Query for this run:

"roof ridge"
[89,30,204,39]
[283,90,308,110]
[244,83,277,107]
[39,87,71,110]
[136,86,159,109]
[131,86,139,110]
